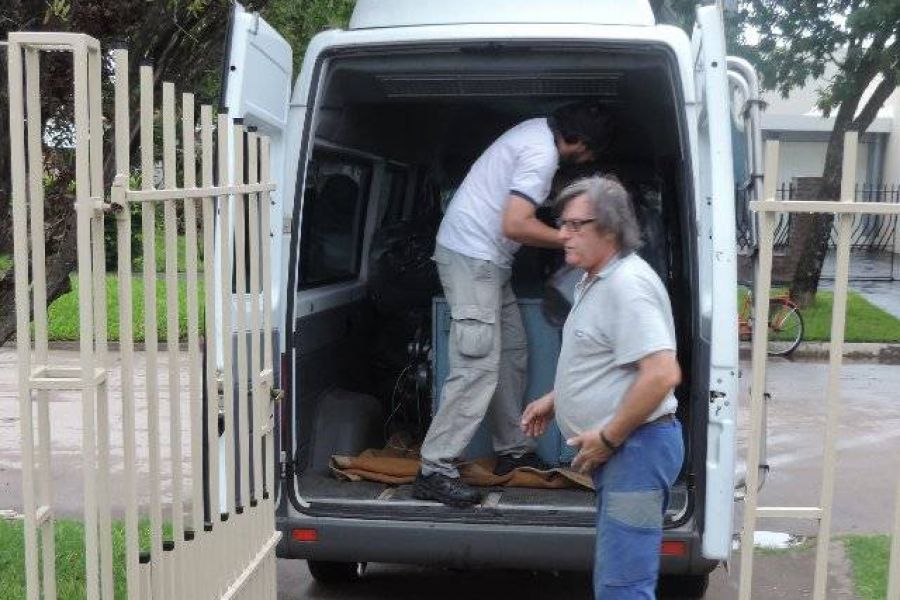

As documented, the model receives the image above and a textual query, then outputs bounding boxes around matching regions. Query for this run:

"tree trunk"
[0,192,77,344]
[788,117,851,307]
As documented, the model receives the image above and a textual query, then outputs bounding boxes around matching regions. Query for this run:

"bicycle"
[738,284,805,357]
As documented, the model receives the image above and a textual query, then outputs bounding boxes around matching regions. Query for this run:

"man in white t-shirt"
[413,103,612,507]
[521,175,684,599]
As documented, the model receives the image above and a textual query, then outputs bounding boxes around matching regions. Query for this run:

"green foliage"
[47,273,204,342]
[660,1,900,128]
[740,1,900,115]
[843,535,890,600]
[1,517,175,600]
[263,0,355,75]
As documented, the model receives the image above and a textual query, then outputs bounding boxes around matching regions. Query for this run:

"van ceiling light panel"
[377,73,621,98]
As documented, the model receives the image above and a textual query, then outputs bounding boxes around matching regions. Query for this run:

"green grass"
[739,287,900,343]
[843,535,891,600]
[803,291,900,343]
[0,518,173,600]
[0,254,11,278]
[47,273,204,342]
[130,231,203,274]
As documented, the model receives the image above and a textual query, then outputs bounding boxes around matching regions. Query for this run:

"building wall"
[882,89,900,185]
[770,140,871,189]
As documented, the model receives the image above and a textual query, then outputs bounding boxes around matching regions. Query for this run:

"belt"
[646,413,676,426]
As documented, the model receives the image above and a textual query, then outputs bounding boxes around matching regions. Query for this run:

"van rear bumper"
[276,513,717,575]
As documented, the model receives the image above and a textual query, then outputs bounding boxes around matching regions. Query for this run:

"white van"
[223,0,752,595]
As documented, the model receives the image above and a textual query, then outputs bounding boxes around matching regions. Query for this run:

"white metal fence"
[740,133,900,599]
[9,32,280,599]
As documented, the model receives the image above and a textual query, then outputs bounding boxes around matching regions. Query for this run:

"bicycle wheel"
[766,299,804,357]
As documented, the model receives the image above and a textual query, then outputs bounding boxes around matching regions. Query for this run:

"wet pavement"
[2,348,899,598]
[821,250,900,318]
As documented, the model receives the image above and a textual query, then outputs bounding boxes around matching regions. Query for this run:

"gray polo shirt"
[554,252,679,440]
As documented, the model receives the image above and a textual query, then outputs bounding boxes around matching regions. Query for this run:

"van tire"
[307,560,361,584]
[657,573,709,598]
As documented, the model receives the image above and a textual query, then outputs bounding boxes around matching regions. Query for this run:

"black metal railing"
[736,183,899,254]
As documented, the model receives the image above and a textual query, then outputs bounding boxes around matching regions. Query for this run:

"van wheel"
[306,560,362,584]
[657,573,709,598]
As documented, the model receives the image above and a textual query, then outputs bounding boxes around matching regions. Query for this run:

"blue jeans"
[591,419,684,600]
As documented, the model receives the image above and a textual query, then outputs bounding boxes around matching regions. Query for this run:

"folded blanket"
[330,447,594,491]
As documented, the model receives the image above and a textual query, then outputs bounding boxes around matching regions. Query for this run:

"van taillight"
[291,528,318,542]
[660,541,687,556]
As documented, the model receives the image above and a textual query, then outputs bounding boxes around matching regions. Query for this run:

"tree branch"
[851,67,899,133]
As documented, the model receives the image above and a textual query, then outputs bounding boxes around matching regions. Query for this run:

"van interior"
[286,42,702,529]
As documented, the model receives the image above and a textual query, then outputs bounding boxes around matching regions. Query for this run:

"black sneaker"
[493,452,549,476]
[412,472,482,507]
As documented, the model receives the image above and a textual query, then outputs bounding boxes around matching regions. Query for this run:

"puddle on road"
[732,530,808,550]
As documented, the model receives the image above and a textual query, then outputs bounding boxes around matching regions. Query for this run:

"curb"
[740,342,900,364]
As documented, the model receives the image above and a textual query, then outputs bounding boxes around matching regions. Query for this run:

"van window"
[298,153,372,288]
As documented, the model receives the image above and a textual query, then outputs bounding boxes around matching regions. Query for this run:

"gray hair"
[555,175,643,253]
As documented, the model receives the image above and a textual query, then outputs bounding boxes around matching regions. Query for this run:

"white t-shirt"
[436,118,559,267]
[554,253,679,441]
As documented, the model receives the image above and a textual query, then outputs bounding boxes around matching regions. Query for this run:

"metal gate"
[9,32,280,599]
[740,133,900,599]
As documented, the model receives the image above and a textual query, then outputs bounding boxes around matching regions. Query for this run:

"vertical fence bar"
[217,111,238,592]
[113,45,141,600]
[183,91,202,600]
[260,135,277,600]
[140,62,166,599]
[72,38,101,600]
[812,132,858,600]
[8,38,41,600]
[738,140,781,600]
[162,80,184,600]
[247,131,262,556]
[86,42,115,600]
[23,44,58,600]
[233,121,250,526]
[260,136,274,502]
[200,104,219,600]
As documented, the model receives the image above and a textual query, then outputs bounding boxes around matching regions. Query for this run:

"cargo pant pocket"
[451,305,496,358]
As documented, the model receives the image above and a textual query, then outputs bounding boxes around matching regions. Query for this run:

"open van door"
[219,2,293,511]
[223,1,293,320]
[692,4,740,562]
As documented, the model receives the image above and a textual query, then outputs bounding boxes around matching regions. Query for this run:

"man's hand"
[567,429,614,474]
[520,392,555,437]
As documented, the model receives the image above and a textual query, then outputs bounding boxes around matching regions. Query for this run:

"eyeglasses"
[555,218,596,232]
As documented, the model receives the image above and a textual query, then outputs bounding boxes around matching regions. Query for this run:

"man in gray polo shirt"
[521,175,684,599]
[413,103,612,507]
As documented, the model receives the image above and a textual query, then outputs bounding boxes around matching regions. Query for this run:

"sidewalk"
[701,542,857,599]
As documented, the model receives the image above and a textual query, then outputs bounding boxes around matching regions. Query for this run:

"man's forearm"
[505,218,562,248]
[602,374,673,445]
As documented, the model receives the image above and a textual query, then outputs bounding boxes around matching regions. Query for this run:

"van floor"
[293,472,688,528]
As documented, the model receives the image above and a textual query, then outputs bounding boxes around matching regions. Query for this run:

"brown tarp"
[330,447,594,491]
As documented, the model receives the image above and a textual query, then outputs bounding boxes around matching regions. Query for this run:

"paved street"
[2,348,900,598]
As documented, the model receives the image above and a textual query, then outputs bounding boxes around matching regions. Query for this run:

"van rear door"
[221,2,293,507]
[223,1,293,319]
[692,4,740,562]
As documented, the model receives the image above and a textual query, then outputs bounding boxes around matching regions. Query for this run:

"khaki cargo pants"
[420,245,535,478]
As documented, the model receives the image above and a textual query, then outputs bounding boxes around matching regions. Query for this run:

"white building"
[760,65,900,189]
